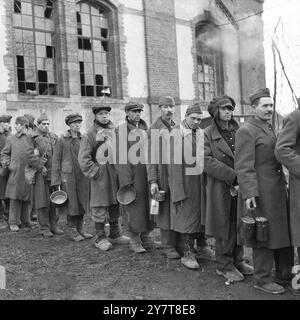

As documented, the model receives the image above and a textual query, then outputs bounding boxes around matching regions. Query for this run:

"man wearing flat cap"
[147,96,187,260]
[79,105,129,251]
[51,114,93,241]
[204,95,253,281]
[115,102,156,253]
[0,114,12,229]
[27,113,62,237]
[1,116,32,232]
[235,88,293,294]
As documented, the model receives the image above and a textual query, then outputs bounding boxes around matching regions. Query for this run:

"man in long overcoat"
[0,115,12,229]
[204,96,253,281]
[275,100,300,259]
[27,113,63,237]
[51,113,93,242]
[147,96,186,260]
[1,116,31,232]
[78,105,129,251]
[235,88,293,295]
[115,102,155,253]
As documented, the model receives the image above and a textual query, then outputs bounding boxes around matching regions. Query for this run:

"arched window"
[77,2,113,97]
[13,0,58,95]
[196,22,223,102]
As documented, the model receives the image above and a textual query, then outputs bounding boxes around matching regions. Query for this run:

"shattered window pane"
[14,0,57,96]
[77,2,111,97]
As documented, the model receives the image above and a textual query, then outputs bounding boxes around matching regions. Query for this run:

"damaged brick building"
[0,0,266,133]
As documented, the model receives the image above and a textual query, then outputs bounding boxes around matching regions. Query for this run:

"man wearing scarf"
[115,102,156,253]
[204,95,253,282]
[78,105,129,251]
[147,96,186,260]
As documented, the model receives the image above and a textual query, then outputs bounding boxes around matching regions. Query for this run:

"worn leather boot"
[129,233,146,254]
[77,216,93,239]
[108,219,130,244]
[141,232,161,249]
[94,222,112,251]
[68,227,84,242]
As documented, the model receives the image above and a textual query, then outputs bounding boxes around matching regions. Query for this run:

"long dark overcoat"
[51,130,89,216]
[147,117,186,230]
[235,116,290,249]
[115,118,153,233]
[0,131,10,199]
[203,120,238,240]
[275,109,300,247]
[1,132,31,201]
[170,119,203,234]
[27,129,58,209]
[78,121,118,208]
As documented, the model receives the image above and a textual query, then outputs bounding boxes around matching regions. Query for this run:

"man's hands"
[246,197,257,210]
[150,182,159,196]
[41,166,48,177]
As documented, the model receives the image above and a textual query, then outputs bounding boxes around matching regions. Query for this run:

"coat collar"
[125,117,148,131]
[15,131,26,138]
[210,121,235,159]
[247,116,274,136]
[62,130,82,139]
[153,116,176,131]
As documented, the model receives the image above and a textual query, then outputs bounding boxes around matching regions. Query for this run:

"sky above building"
[263,0,300,115]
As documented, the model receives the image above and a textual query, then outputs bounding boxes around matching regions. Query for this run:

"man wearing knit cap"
[0,114,12,229]
[79,105,130,251]
[27,113,62,237]
[115,102,156,253]
[235,88,293,294]
[169,102,214,269]
[147,95,185,260]
[51,113,93,241]
[1,116,32,231]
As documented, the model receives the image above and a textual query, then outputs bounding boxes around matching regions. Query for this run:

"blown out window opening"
[77,2,112,97]
[13,0,58,96]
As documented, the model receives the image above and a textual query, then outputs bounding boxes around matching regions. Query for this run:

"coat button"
[222,154,226,157]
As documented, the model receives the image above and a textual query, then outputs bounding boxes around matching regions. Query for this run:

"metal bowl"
[50,189,68,207]
[117,185,136,205]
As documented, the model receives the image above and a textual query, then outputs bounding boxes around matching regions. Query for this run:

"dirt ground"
[0,213,299,300]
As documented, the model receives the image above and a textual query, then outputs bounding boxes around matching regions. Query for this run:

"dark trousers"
[37,204,58,231]
[160,229,179,249]
[253,246,294,286]
[8,199,30,226]
[67,214,83,228]
[215,222,244,272]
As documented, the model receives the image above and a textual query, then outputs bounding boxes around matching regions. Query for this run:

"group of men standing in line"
[0,87,300,296]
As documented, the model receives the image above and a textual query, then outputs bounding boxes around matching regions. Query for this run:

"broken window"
[77,2,111,97]
[13,0,58,95]
[196,23,223,102]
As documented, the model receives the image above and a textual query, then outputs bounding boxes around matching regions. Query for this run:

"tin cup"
[240,216,256,240]
[155,190,166,202]
[255,217,269,242]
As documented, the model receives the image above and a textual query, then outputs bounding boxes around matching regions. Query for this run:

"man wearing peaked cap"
[235,88,293,295]
[115,102,157,253]
[204,95,253,280]
[0,114,12,229]
[92,105,111,114]
[1,115,32,232]
[26,111,62,237]
[147,96,186,260]
[64,113,82,126]
[78,103,130,251]
[51,112,92,242]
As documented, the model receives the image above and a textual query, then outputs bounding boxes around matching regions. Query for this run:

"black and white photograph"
[0,0,300,306]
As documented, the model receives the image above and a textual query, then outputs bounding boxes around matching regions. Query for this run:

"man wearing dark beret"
[51,113,92,241]
[115,102,157,253]
[0,114,12,229]
[147,96,186,260]
[0,116,32,232]
[79,105,130,251]
[204,95,253,281]
[27,113,62,237]
[235,88,293,294]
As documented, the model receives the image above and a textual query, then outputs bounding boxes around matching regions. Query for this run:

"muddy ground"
[0,213,299,300]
